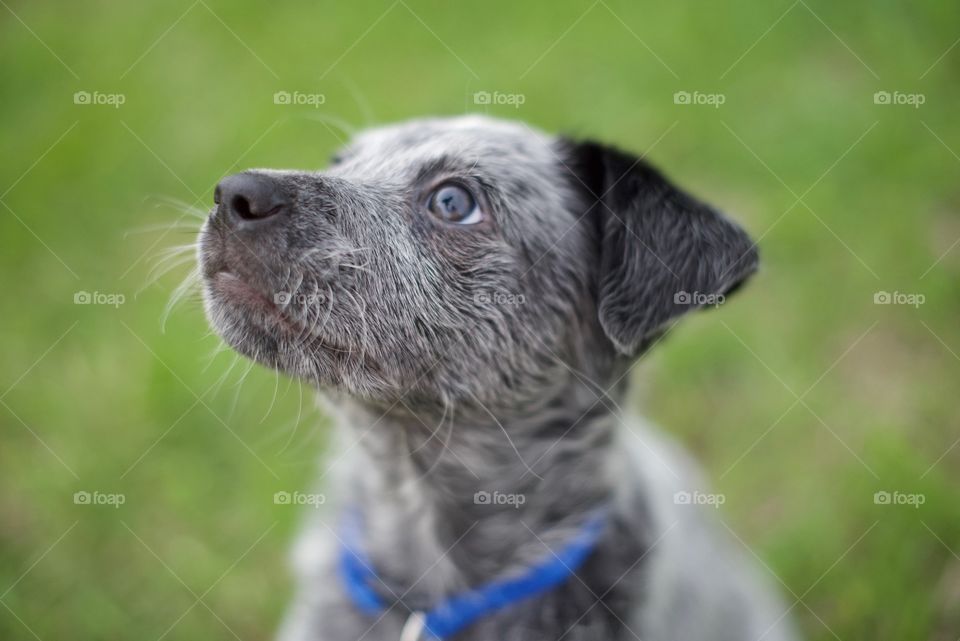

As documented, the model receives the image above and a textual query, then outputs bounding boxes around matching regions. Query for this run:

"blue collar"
[338,507,609,640]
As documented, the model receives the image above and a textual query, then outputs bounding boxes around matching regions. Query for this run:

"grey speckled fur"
[198,115,799,641]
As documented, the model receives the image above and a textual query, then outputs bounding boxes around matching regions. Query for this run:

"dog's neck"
[321,373,628,600]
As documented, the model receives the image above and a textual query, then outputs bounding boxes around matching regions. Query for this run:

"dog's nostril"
[231,194,253,219]
[215,172,290,225]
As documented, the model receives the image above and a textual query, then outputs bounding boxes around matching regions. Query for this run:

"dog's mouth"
[204,266,391,392]
[205,269,358,358]
[208,270,310,336]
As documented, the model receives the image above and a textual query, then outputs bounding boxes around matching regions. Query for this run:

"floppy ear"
[562,139,759,356]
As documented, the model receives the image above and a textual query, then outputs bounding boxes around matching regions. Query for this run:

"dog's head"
[199,115,757,411]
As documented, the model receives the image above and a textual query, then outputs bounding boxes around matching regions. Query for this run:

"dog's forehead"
[345,116,557,174]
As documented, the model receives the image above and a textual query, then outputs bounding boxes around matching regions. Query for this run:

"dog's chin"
[202,272,296,371]
[202,271,384,393]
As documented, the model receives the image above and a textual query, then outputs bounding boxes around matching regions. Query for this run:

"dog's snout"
[214,173,290,225]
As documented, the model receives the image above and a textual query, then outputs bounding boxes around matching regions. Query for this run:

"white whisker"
[125,222,201,237]
[161,267,201,332]
[302,112,358,139]
[138,254,196,296]
[259,367,282,425]
[142,195,209,220]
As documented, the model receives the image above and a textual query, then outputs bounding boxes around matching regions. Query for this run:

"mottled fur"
[198,115,798,640]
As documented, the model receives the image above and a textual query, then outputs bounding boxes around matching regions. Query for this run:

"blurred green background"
[1,1,958,639]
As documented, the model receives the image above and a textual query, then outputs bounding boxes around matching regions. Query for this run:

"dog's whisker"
[407,393,449,457]
[144,247,199,282]
[160,267,201,332]
[259,366,282,425]
[145,251,198,281]
[143,252,196,283]
[298,246,372,271]
[338,74,376,126]
[226,356,257,420]
[410,396,458,481]
[288,275,314,344]
[302,112,359,139]
[305,278,324,342]
[145,195,209,219]
[533,335,623,415]
[201,341,231,373]
[277,379,305,455]
[338,262,371,274]
[299,284,337,352]
[324,246,372,258]
[343,288,369,360]
[209,353,241,399]
[125,222,201,238]
[290,269,305,303]
[138,254,196,297]
[150,242,200,259]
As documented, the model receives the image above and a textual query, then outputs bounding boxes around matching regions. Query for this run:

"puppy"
[199,115,798,641]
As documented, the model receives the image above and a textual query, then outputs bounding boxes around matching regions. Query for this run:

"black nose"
[214,173,290,225]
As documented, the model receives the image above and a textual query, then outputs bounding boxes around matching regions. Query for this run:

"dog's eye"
[427,183,482,225]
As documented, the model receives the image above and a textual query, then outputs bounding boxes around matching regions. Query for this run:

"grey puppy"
[199,115,798,641]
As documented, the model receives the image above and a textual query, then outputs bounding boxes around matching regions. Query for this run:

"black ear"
[562,139,759,356]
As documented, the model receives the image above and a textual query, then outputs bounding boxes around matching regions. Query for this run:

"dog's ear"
[562,139,759,356]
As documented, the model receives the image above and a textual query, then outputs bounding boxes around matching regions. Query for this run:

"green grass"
[1,1,959,639]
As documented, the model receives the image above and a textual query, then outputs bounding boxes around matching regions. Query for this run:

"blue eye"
[427,183,483,224]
